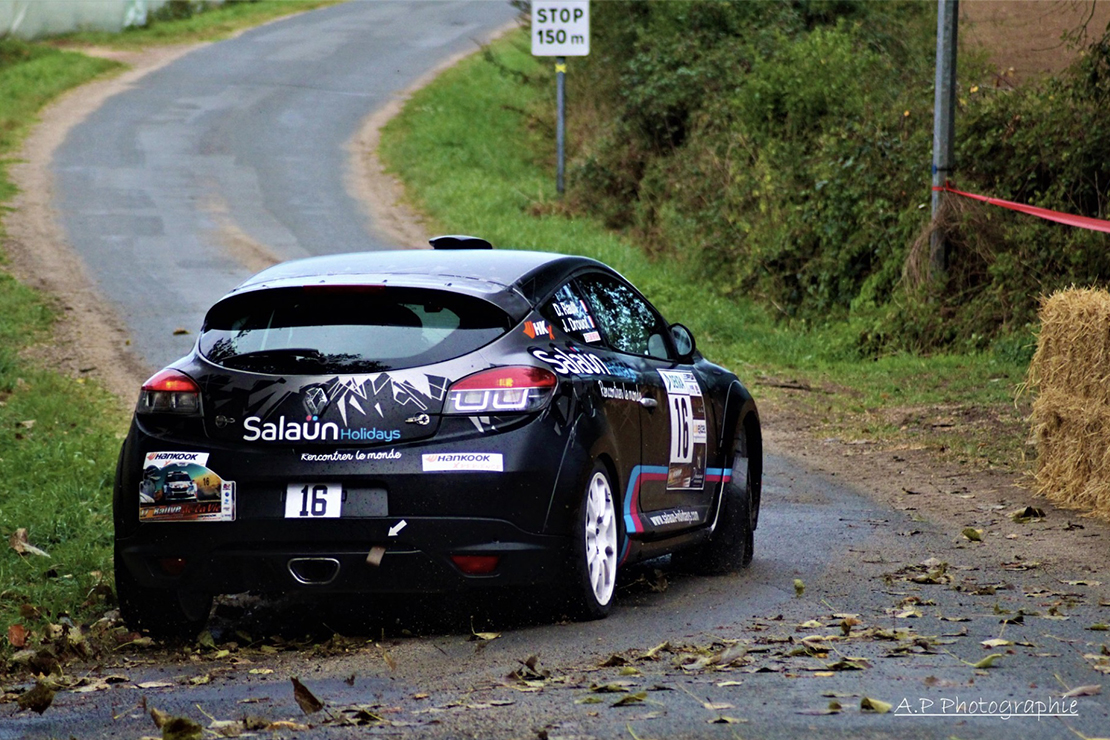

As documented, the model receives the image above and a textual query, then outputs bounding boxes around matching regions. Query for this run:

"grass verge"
[0,0,344,667]
[52,0,342,49]
[378,30,1030,469]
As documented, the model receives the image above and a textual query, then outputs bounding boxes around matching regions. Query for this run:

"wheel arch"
[719,381,762,528]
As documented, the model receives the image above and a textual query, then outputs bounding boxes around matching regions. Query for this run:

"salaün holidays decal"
[657,370,708,490]
[139,451,236,522]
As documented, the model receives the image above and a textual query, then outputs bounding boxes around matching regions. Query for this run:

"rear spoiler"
[429,235,492,250]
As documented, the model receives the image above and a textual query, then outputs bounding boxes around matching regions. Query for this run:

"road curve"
[53,0,518,370]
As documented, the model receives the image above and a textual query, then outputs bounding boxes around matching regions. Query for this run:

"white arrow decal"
[388,520,408,537]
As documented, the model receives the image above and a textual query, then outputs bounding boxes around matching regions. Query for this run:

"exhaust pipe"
[287,557,340,586]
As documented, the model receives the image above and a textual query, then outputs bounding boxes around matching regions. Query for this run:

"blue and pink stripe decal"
[619,465,732,563]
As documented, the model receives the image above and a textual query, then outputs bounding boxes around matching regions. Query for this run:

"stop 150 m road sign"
[531,1,590,57]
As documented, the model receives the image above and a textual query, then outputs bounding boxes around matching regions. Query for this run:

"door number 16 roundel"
[285,483,342,518]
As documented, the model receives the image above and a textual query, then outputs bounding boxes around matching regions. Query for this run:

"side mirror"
[670,323,696,361]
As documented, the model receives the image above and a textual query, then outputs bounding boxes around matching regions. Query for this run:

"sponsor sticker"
[422,453,504,472]
[657,370,708,491]
[598,381,639,402]
[242,416,400,443]
[300,448,401,463]
[139,451,235,522]
[530,347,610,377]
[648,508,702,528]
[523,320,555,339]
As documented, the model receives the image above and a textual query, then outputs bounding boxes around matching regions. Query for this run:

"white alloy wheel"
[583,470,618,607]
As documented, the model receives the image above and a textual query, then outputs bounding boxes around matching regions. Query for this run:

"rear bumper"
[114,412,582,596]
[117,516,571,595]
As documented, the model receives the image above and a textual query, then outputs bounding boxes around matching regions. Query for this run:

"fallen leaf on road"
[161,716,203,740]
[639,641,670,660]
[961,528,983,542]
[1087,624,1110,631]
[266,721,309,731]
[972,654,1003,669]
[981,639,1012,649]
[708,715,745,723]
[599,653,630,667]
[860,697,892,713]
[469,618,501,642]
[150,707,170,728]
[291,676,324,714]
[17,682,54,714]
[137,680,174,689]
[507,654,549,681]
[1011,506,1046,523]
[1061,685,1101,698]
[590,681,633,693]
[612,692,647,707]
[794,579,805,597]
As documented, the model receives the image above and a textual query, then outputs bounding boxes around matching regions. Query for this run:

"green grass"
[54,0,343,49]
[380,31,1030,468]
[0,39,129,647]
[0,0,344,661]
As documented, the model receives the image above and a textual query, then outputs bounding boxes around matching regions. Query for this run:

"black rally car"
[113,237,762,636]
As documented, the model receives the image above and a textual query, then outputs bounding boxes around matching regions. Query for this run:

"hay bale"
[1029,287,1110,519]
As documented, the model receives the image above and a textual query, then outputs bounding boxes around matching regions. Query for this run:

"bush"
[536,0,1110,356]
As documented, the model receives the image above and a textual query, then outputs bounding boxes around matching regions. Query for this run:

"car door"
[574,272,717,537]
[535,281,641,483]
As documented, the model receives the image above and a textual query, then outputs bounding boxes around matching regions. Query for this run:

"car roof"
[222,249,614,320]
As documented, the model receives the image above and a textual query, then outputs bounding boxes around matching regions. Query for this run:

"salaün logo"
[243,416,400,443]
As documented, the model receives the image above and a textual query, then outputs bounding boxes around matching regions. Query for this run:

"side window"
[577,274,670,359]
[540,283,603,344]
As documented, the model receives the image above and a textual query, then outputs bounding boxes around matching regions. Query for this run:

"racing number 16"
[669,396,693,463]
[284,483,342,519]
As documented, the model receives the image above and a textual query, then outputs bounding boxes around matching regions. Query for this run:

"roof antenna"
[429,235,493,250]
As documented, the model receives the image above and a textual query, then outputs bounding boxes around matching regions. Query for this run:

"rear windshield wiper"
[223,348,328,370]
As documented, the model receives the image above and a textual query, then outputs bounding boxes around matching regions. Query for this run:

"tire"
[114,549,212,640]
[560,462,620,621]
[672,436,754,574]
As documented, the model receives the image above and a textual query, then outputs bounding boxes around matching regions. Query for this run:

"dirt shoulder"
[4,27,1108,590]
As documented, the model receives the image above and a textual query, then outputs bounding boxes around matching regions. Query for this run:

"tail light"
[450,555,500,575]
[445,366,557,415]
[137,369,201,415]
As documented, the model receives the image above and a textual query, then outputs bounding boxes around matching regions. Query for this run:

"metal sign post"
[556,57,567,193]
[531,1,590,195]
[930,0,958,279]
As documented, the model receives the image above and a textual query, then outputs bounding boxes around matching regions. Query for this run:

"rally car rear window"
[199,286,511,374]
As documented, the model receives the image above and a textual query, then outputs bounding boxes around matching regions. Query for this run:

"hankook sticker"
[422,453,504,472]
[657,370,707,491]
[139,451,235,522]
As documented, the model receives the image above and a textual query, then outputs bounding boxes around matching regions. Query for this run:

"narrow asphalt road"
[54,0,518,370]
[8,452,1110,738]
[19,2,1109,738]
